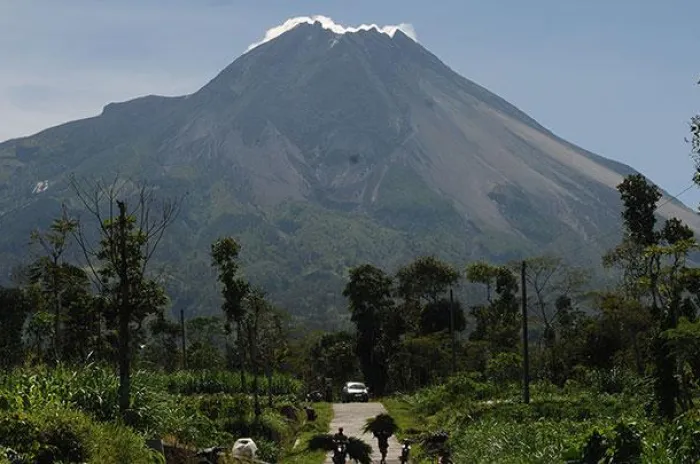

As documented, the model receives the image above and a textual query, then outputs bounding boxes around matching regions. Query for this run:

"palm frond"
[347,437,373,464]
[362,413,398,436]
[307,433,336,452]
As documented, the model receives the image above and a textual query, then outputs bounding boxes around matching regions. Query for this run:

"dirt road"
[324,402,403,464]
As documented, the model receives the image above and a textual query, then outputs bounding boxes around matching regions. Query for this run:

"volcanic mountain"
[0,19,697,325]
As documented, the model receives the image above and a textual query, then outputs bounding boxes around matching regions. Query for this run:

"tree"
[28,206,80,362]
[186,316,226,370]
[690,78,700,182]
[518,256,589,382]
[662,317,700,394]
[604,174,663,305]
[141,315,182,372]
[389,335,451,390]
[605,174,699,420]
[211,237,250,389]
[0,287,32,368]
[396,256,460,340]
[309,331,359,389]
[71,176,177,420]
[419,298,466,335]
[239,287,284,416]
[343,264,398,396]
[594,292,652,374]
[466,261,499,303]
[26,310,55,364]
[397,256,460,306]
[520,256,589,342]
[466,262,520,354]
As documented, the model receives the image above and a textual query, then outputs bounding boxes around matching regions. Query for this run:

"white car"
[341,381,369,403]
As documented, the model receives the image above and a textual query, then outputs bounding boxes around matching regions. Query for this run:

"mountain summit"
[0,19,696,324]
[245,15,418,51]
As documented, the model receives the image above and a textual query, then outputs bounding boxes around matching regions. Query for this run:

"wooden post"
[521,260,530,404]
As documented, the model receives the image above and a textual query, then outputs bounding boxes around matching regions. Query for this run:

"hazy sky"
[2,0,699,206]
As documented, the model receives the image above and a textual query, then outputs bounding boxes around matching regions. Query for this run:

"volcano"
[0,18,696,325]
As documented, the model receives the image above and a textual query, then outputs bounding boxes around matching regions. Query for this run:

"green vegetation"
[283,402,332,464]
[0,365,308,463]
[384,372,700,463]
[0,179,324,462]
[1,86,700,463]
[3,168,700,463]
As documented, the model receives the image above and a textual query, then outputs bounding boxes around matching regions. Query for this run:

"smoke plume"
[247,15,417,51]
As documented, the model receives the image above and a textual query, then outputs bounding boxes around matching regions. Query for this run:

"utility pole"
[450,287,456,375]
[521,260,530,404]
[180,308,187,370]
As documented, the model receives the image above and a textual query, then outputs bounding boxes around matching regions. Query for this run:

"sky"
[1,0,699,207]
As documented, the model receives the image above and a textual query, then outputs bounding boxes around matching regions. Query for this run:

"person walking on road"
[373,429,390,463]
[333,427,348,444]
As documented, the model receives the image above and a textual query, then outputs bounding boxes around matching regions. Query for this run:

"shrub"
[412,372,495,416]
[36,418,88,463]
[0,406,157,464]
[255,439,280,463]
[666,411,700,464]
[485,352,522,384]
[198,394,252,422]
[164,370,301,396]
[570,421,643,464]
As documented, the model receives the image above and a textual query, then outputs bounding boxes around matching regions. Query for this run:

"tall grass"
[161,369,301,396]
[0,364,306,463]
[384,370,700,463]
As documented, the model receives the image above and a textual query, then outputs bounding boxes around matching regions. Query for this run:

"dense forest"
[1,97,700,464]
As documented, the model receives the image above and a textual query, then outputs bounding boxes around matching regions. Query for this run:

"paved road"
[325,402,403,464]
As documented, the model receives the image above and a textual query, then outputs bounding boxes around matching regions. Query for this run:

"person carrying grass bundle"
[363,413,398,464]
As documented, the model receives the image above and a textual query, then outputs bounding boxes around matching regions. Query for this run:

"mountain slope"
[0,20,696,326]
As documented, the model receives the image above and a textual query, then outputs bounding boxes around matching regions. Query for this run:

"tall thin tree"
[211,237,250,390]
[71,175,178,419]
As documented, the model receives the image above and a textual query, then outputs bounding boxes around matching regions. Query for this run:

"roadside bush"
[278,403,300,422]
[0,366,302,461]
[198,393,252,421]
[412,372,496,416]
[572,366,644,396]
[255,439,280,463]
[485,352,522,384]
[666,410,700,464]
[566,421,643,464]
[164,370,301,396]
[0,406,157,464]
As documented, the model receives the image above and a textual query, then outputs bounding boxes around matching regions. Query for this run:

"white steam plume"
[247,15,417,51]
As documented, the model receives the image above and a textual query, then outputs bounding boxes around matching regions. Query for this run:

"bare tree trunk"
[117,201,131,420]
[632,333,643,376]
[237,322,247,392]
[251,325,261,418]
[266,363,273,408]
[253,368,261,418]
[52,264,60,364]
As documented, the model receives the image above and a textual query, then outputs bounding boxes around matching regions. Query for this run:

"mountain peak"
[246,15,418,52]
[3,13,700,323]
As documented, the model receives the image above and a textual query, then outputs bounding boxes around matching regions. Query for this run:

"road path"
[325,402,403,464]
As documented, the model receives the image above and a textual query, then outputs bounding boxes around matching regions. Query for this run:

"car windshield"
[347,383,366,389]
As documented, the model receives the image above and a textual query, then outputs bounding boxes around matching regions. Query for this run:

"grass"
[381,396,431,462]
[282,402,333,464]
[0,365,308,463]
[382,373,700,464]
